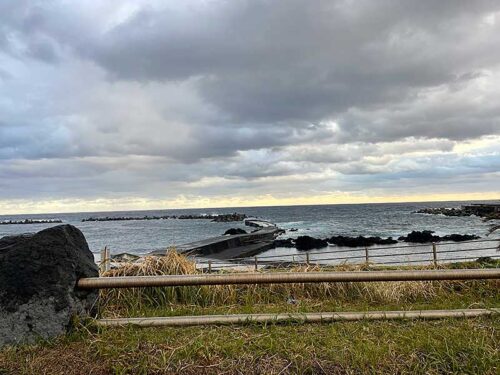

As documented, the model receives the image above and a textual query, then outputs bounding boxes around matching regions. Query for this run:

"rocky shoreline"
[415,204,500,220]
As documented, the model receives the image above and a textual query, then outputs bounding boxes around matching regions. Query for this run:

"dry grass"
[98,250,491,318]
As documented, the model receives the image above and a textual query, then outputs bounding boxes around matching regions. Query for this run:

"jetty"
[150,219,281,259]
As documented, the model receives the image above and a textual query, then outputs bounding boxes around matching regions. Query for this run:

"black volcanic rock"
[295,236,328,251]
[224,228,247,235]
[441,233,480,242]
[0,225,98,348]
[414,207,468,217]
[273,238,295,248]
[398,230,437,243]
[327,235,397,247]
[398,230,480,243]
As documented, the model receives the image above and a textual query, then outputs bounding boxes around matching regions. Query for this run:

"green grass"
[1,317,498,374]
[0,256,498,374]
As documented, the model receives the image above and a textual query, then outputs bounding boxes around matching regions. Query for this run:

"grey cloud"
[82,0,500,130]
[0,0,499,206]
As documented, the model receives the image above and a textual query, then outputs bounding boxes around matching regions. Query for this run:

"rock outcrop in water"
[415,207,469,217]
[327,235,398,247]
[272,238,295,248]
[0,225,98,348]
[271,231,479,251]
[398,230,480,243]
[295,236,329,250]
[224,228,247,235]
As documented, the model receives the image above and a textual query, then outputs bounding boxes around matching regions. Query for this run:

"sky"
[1,0,499,214]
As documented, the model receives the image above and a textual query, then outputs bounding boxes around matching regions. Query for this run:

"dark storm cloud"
[80,0,500,135]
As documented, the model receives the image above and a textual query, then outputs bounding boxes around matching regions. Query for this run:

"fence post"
[99,246,111,273]
[306,252,310,266]
[105,246,111,272]
[365,247,369,265]
[99,247,106,274]
[208,260,212,273]
[432,243,437,267]
[254,256,258,271]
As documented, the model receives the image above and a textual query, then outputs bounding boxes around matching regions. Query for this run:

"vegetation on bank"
[1,252,499,374]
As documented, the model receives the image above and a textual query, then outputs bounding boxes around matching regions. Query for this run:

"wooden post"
[105,246,111,272]
[208,260,212,273]
[99,248,106,274]
[365,247,369,265]
[432,243,437,267]
[306,252,310,266]
[254,256,258,271]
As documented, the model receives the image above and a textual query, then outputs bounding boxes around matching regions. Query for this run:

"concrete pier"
[149,227,280,259]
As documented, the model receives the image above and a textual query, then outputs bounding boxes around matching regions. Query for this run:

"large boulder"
[0,225,98,348]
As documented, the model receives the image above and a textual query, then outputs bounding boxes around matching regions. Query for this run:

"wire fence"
[197,239,500,271]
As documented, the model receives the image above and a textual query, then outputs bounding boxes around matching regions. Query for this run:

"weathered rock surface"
[398,230,480,243]
[0,225,98,348]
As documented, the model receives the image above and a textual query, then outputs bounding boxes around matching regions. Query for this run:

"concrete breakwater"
[82,213,247,223]
[149,219,281,259]
[0,219,63,225]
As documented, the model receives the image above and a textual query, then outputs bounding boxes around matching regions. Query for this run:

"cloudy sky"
[1,0,499,214]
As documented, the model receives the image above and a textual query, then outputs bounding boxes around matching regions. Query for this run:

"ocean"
[1,201,499,265]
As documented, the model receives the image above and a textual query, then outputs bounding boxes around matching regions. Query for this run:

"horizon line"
[1,197,499,217]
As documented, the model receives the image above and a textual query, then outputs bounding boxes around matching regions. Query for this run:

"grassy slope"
[1,257,499,375]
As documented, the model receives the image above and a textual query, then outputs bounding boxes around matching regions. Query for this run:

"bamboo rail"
[96,308,500,327]
[77,268,500,289]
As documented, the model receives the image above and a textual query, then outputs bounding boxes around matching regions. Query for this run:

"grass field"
[0,253,498,374]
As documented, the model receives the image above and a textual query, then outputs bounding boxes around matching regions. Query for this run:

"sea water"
[1,201,498,265]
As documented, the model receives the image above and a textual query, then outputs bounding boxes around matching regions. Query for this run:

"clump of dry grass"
[97,250,491,317]
[99,250,214,313]
[106,250,198,276]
